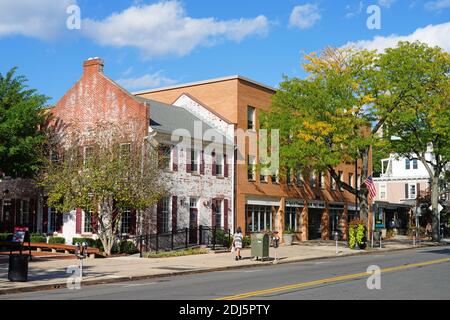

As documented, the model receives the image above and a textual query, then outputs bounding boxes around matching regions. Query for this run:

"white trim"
[133,75,277,95]
[246,197,280,207]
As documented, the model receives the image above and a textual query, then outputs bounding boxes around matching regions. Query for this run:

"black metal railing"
[137,226,231,257]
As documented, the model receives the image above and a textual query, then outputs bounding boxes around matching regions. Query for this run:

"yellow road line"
[215,257,450,300]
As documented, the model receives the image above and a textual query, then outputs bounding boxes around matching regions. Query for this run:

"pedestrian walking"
[232,227,243,261]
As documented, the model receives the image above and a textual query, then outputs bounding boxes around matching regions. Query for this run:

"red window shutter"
[130,209,137,235]
[212,152,216,176]
[211,199,216,227]
[76,208,82,234]
[172,146,178,172]
[172,196,178,231]
[224,199,229,230]
[200,150,205,175]
[224,153,228,178]
[186,149,192,173]
[157,200,163,234]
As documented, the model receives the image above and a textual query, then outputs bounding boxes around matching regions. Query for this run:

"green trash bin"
[251,233,269,261]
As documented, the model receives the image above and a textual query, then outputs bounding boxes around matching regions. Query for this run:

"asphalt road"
[2,246,449,300]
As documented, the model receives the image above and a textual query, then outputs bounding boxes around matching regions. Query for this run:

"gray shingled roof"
[135,96,233,145]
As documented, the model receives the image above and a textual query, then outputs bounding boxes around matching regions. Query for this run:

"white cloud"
[116,72,178,90]
[83,1,269,58]
[0,0,76,39]
[378,0,396,8]
[424,0,450,10]
[343,22,450,52]
[289,4,321,29]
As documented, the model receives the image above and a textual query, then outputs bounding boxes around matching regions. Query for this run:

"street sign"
[428,204,443,213]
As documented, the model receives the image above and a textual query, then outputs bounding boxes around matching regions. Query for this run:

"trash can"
[8,254,29,282]
[251,233,269,261]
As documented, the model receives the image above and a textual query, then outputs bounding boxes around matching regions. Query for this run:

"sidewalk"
[0,238,448,295]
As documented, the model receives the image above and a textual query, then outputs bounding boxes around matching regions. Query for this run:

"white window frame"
[215,153,224,177]
[379,184,387,200]
[83,210,93,234]
[215,199,223,228]
[247,106,256,130]
[409,183,417,199]
[191,149,200,173]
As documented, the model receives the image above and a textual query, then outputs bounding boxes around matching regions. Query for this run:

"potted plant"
[348,219,366,249]
[283,229,295,246]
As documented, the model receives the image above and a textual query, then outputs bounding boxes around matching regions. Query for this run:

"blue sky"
[0,0,449,104]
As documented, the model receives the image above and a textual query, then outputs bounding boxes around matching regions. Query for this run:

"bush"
[30,234,47,243]
[348,219,366,249]
[72,237,95,247]
[118,240,138,254]
[48,237,65,244]
[243,236,251,248]
[145,248,208,258]
[0,233,13,241]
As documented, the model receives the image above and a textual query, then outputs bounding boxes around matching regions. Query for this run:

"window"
[357,175,361,189]
[412,159,418,169]
[248,155,256,181]
[191,149,199,173]
[405,159,410,170]
[214,200,222,228]
[189,197,198,209]
[120,209,131,234]
[83,146,94,166]
[338,171,343,191]
[215,153,223,176]
[285,207,297,231]
[161,197,170,233]
[319,172,325,189]
[348,173,354,188]
[247,106,256,130]
[158,145,172,170]
[245,205,275,232]
[409,184,416,199]
[296,167,303,186]
[84,210,93,233]
[20,200,29,225]
[286,168,293,185]
[310,171,317,188]
[380,184,387,199]
[49,207,57,232]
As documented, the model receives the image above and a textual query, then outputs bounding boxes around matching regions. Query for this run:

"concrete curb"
[0,242,448,296]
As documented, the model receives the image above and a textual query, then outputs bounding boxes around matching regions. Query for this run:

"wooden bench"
[26,243,100,258]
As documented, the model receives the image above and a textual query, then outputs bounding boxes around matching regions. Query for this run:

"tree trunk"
[431,175,441,242]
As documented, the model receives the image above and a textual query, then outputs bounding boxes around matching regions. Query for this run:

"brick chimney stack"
[83,57,104,74]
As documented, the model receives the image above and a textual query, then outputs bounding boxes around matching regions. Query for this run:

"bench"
[26,243,100,258]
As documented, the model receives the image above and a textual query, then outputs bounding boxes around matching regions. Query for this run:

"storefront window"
[245,205,276,232]
[285,207,298,231]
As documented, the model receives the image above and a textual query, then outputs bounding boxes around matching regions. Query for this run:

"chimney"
[83,57,104,74]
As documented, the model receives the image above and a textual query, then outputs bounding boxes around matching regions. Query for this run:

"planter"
[283,234,294,246]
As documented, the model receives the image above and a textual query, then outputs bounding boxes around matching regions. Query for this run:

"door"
[308,209,322,240]
[189,208,198,244]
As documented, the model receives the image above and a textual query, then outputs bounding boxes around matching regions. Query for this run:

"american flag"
[365,176,377,198]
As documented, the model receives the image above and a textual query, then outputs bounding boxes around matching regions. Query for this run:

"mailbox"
[251,233,269,261]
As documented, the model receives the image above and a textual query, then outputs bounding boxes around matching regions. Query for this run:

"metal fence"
[137,226,231,256]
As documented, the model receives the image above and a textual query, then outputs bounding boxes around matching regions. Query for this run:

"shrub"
[145,248,208,258]
[118,240,138,254]
[348,219,366,249]
[72,237,95,247]
[30,234,47,243]
[48,237,65,244]
[0,233,13,241]
[243,236,251,248]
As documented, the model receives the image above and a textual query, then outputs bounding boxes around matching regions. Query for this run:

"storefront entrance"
[308,208,322,240]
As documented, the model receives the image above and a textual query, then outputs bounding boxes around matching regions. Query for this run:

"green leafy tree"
[261,47,393,225]
[0,67,50,178]
[39,121,167,255]
[382,42,450,241]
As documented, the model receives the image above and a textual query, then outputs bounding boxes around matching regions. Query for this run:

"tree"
[261,47,396,225]
[39,121,167,255]
[0,67,50,178]
[381,42,450,241]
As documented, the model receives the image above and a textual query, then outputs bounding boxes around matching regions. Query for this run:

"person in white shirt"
[232,227,243,261]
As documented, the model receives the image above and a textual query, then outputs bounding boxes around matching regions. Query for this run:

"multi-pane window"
[319,172,325,189]
[405,159,411,170]
[189,197,198,209]
[271,170,279,184]
[84,210,93,233]
[120,143,131,159]
[409,184,417,199]
[285,207,297,231]
[338,171,343,191]
[49,207,57,232]
[83,146,94,166]
[348,173,354,188]
[286,168,293,185]
[412,159,418,169]
[357,175,361,189]
[248,155,256,181]
[191,149,199,173]
[215,153,223,176]
[158,145,172,170]
[20,200,29,225]
[246,205,275,232]
[380,184,387,199]
[214,200,222,228]
[247,106,256,130]
[310,171,317,188]
[161,197,170,233]
[296,167,303,186]
[120,209,131,234]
